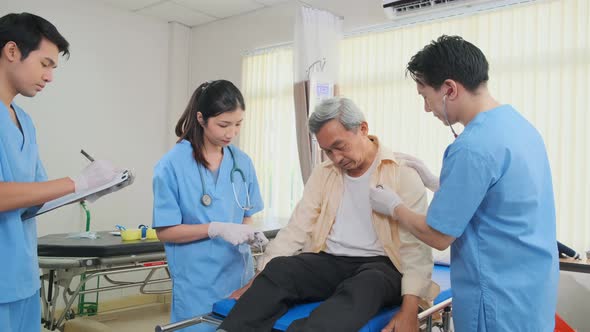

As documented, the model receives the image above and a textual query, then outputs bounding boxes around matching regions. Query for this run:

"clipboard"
[21,170,132,221]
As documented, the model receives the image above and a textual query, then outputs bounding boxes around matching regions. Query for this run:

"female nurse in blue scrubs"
[370,36,558,332]
[152,80,264,331]
[0,13,124,332]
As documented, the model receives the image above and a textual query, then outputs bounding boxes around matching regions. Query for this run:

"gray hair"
[308,97,366,134]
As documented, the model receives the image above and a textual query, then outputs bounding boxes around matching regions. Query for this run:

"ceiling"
[97,0,293,27]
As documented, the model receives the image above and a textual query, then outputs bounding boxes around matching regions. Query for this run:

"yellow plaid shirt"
[258,135,440,302]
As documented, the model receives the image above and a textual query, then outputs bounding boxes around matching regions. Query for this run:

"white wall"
[166,22,191,148]
[2,0,174,311]
[186,0,387,122]
[2,0,169,235]
[188,1,590,330]
[558,270,590,330]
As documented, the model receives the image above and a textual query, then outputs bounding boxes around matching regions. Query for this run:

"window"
[241,0,589,251]
[339,0,589,251]
[240,47,303,226]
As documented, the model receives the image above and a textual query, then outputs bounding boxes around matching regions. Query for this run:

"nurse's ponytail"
[175,80,245,168]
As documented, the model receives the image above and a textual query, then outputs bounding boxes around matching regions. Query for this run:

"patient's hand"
[381,295,419,332]
[229,274,257,299]
[229,284,250,299]
[381,309,419,332]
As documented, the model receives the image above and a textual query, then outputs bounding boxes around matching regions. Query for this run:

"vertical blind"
[240,48,303,225]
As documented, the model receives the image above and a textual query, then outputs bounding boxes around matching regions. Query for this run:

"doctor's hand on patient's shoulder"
[394,152,439,192]
[71,160,120,193]
[208,222,256,246]
[370,186,403,219]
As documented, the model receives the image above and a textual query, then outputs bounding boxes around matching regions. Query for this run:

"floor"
[42,303,172,332]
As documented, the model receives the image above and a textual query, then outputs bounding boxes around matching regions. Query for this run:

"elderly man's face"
[315,119,369,174]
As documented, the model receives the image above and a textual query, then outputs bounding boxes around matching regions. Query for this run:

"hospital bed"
[38,231,172,331]
[154,263,453,332]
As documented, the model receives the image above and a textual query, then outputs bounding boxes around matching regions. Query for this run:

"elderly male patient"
[218,97,438,332]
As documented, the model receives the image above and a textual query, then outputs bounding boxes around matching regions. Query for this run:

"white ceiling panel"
[253,0,292,5]
[99,0,163,11]
[95,0,293,27]
[173,0,264,19]
[138,1,217,26]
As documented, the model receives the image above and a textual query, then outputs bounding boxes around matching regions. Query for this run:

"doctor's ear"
[2,42,19,61]
[442,79,458,100]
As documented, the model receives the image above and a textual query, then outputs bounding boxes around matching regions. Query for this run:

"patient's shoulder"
[396,164,426,191]
[380,161,425,193]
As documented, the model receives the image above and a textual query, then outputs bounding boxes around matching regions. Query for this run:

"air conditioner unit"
[383,0,536,22]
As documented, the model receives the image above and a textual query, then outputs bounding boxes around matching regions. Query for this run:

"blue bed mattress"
[212,264,452,331]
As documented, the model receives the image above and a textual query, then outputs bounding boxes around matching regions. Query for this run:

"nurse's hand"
[208,222,256,246]
[370,186,403,219]
[84,171,135,203]
[71,160,120,193]
[394,152,440,192]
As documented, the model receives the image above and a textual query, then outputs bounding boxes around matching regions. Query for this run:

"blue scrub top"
[427,105,558,332]
[0,103,47,303]
[152,140,263,331]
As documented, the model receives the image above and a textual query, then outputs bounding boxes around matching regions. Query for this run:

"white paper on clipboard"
[21,170,131,220]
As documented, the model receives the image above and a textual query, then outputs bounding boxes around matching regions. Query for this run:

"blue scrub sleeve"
[427,148,494,238]
[244,157,263,218]
[35,158,48,182]
[152,162,183,228]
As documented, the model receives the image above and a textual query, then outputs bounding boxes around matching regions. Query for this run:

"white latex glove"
[71,160,120,193]
[370,186,403,218]
[249,231,269,247]
[394,152,440,192]
[84,171,135,203]
[208,222,256,246]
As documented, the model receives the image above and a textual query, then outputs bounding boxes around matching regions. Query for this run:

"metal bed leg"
[40,271,51,329]
[426,315,433,331]
[442,306,451,332]
[49,281,62,330]
[41,269,61,331]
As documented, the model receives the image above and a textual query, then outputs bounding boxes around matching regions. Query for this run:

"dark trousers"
[218,252,402,332]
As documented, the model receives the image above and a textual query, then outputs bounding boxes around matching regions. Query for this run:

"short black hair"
[406,35,488,92]
[0,12,70,60]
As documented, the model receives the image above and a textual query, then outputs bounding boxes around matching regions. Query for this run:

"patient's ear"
[359,121,369,136]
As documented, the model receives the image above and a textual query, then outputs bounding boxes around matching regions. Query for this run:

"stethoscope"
[197,146,253,211]
[442,95,459,138]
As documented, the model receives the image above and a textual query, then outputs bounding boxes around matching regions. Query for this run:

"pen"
[80,149,95,162]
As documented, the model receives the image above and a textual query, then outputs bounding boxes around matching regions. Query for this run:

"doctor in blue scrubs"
[153,80,264,331]
[370,35,558,332]
[0,13,124,332]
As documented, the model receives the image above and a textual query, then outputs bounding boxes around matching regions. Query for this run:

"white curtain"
[240,47,303,226]
[338,0,589,252]
[241,0,589,251]
[293,6,343,183]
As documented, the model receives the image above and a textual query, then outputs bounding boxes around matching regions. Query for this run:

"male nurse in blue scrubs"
[370,35,558,332]
[0,13,123,331]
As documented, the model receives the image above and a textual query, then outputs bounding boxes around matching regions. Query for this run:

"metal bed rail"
[154,298,453,332]
[40,253,171,331]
